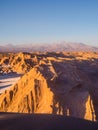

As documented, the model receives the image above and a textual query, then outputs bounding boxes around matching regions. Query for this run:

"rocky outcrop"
[0,55,96,121]
[0,52,39,74]
[0,67,53,113]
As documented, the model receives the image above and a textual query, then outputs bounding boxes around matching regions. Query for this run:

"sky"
[0,0,98,46]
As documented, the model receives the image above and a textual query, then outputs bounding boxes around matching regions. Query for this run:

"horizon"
[0,42,98,47]
[0,42,98,53]
[0,0,98,46]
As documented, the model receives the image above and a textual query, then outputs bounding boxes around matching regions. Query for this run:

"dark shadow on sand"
[0,113,98,130]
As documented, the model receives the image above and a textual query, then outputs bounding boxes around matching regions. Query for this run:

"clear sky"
[0,0,98,46]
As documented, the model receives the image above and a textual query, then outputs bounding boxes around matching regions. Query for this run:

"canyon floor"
[0,52,98,129]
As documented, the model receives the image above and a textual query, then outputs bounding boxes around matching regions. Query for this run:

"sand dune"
[0,113,98,130]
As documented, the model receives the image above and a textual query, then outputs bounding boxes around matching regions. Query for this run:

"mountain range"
[0,42,98,52]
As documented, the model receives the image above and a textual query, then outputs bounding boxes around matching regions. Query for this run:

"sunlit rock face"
[0,52,98,121]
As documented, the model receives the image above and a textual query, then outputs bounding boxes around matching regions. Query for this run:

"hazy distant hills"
[0,42,98,52]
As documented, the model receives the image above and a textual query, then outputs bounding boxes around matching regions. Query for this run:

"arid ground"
[0,52,98,129]
[0,113,98,130]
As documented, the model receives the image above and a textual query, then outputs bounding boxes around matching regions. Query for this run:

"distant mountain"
[0,42,98,52]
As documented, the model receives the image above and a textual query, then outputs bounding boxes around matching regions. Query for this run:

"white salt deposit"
[0,73,21,94]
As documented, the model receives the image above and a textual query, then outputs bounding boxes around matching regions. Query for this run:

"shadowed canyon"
[0,51,98,124]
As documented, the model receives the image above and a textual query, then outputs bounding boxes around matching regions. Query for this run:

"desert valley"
[1,0,98,129]
[0,46,98,129]
[0,51,98,122]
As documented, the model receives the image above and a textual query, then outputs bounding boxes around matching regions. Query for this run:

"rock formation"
[0,52,39,74]
[0,52,98,121]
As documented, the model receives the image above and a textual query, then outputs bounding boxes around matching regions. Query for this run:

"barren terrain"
[0,52,98,122]
[0,113,98,130]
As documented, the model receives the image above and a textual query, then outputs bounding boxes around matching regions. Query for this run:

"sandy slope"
[0,113,98,130]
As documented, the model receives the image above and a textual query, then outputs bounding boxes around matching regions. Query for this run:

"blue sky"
[0,0,98,46]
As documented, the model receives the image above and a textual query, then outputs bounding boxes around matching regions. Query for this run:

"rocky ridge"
[0,52,98,121]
